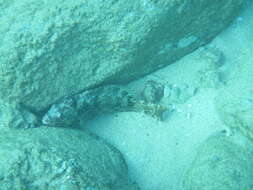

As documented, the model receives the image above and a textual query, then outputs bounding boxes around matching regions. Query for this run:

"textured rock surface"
[182,134,253,190]
[0,0,244,112]
[0,127,139,190]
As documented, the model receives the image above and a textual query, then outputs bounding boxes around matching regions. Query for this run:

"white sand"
[85,2,253,190]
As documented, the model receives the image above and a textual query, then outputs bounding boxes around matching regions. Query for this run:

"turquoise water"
[0,1,253,190]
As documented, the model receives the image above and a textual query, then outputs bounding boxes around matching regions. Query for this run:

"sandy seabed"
[85,2,253,190]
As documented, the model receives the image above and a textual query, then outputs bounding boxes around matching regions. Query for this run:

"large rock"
[0,127,139,190]
[0,0,244,112]
[182,134,253,190]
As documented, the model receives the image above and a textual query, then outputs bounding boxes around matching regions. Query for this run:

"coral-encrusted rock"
[0,0,244,113]
[182,134,253,190]
[0,127,139,190]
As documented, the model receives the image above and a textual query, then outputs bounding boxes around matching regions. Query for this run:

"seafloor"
[85,2,253,190]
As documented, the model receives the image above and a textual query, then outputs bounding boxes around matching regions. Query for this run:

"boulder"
[0,0,244,112]
[0,127,139,190]
[182,134,253,190]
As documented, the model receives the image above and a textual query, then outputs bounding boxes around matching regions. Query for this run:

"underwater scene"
[0,0,253,189]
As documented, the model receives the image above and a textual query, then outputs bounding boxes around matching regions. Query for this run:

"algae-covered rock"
[182,134,253,190]
[0,127,139,190]
[0,0,244,113]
